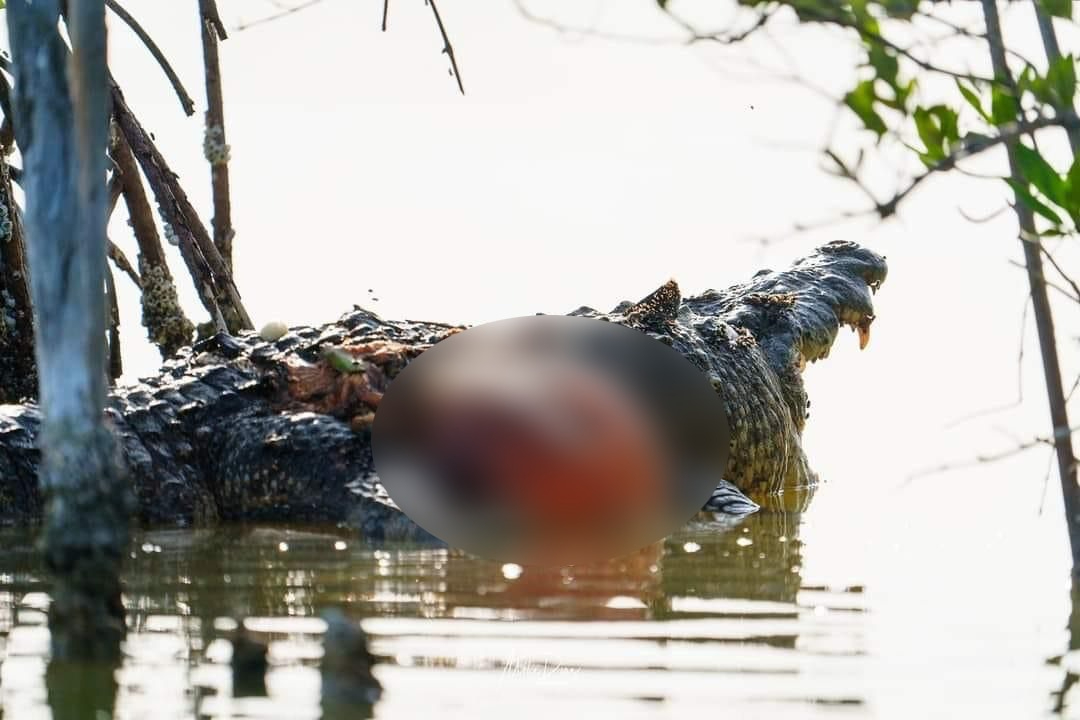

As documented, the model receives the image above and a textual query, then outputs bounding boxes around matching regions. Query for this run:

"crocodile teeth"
[857,317,873,350]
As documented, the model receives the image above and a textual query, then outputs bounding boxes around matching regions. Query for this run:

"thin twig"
[382,0,389,31]
[824,148,884,208]
[1009,259,1080,304]
[958,203,1010,224]
[105,0,195,116]
[666,7,775,46]
[234,0,325,32]
[1039,245,1080,302]
[906,424,1080,482]
[107,240,141,289]
[514,0,685,46]
[914,9,1039,69]
[875,113,1080,218]
[742,207,870,245]
[944,295,1029,428]
[426,0,464,95]
[845,15,1000,86]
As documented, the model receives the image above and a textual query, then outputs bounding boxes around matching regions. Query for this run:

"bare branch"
[0,69,15,153]
[1039,244,1080,304]
[425,0,464,95]
[104,264,123,383]
[105,0,195,116]
[980,0,1080,573]
[658,4,775,46]
[111,78,252,333]
[198,0,235,269]
[106,241,141,289]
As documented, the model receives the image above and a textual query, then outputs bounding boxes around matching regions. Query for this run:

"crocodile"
[0,241,886,540]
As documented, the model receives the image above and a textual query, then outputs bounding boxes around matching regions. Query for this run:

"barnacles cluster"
[0,288,15,338]
[140,261,194,355]
[203,125,231,166]
[162,221,180,247]
[0,198,12,243]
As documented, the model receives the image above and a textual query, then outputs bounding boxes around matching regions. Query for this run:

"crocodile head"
[686,240,888,432]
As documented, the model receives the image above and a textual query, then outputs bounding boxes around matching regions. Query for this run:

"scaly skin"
[0,241,886,539]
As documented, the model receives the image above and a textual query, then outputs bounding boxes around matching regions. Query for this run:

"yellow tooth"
[858,324,871,350]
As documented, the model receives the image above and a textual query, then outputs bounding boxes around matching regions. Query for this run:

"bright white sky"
[70,1,1080,712]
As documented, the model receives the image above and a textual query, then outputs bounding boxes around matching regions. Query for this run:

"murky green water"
[0,497,1072,719]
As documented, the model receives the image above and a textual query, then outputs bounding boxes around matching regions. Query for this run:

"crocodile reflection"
[0,499,868,715]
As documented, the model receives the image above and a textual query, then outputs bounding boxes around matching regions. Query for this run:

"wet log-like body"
[0,242,886,539]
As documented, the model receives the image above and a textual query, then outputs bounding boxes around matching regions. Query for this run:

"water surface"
[0,489,1072,719]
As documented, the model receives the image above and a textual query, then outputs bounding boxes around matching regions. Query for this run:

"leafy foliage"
[747,0,1080,240]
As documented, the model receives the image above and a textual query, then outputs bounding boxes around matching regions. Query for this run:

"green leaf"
[1015,143,1068,207]
[867,43,899,86]
[1005,177,1064,226]
[913,108,944,163]
[912,105,959,166]
[790,0,855,24]
[930,106,959,144]
[1047,54,1077,107]
[990,86,1019,125]
[844,80,887,137]
[1064,154,1080,222]
[956,79,992,123]
[881,0,917,19]
[1039,0,1072,19]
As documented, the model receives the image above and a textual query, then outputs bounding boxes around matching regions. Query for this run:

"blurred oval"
[371,315,729,564]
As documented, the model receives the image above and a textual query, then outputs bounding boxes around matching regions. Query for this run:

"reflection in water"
[0,506,874,718]
[45,660,119,720]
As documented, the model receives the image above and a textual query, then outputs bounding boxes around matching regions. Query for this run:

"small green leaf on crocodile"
[321,346,368,374]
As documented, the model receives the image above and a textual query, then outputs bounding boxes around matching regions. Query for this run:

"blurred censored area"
[372,316,729,564]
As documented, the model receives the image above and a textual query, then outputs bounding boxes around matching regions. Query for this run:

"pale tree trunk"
[980,0,1080,573]
[6,0,133,661]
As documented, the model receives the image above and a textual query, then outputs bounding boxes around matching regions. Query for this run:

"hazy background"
[88,0,1080,713]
